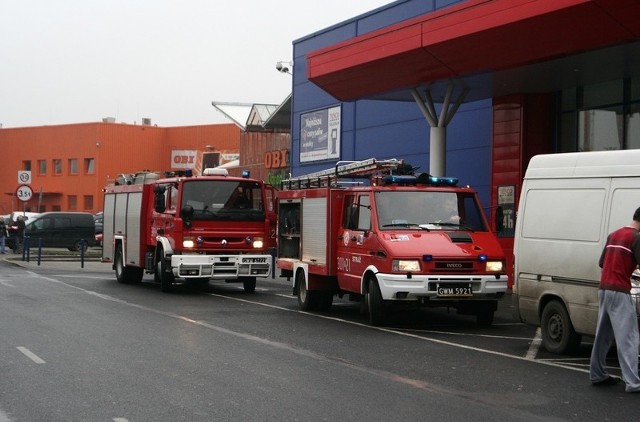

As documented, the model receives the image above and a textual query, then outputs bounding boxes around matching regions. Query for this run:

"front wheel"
[541,300,581,354]
[367,277,386,326]
[156,247,175,293]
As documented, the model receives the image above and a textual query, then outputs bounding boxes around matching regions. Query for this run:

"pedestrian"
[589,206,640,392]
[13,215,25,254]
[0,216,7,254]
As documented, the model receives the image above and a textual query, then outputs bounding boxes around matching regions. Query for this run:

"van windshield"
[181,180,265,221]
[375,191,487,231]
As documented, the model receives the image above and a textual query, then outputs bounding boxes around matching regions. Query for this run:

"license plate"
[437,283,472,297]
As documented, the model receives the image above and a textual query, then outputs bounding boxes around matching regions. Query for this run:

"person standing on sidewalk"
[13,215,25,254]
[589,207,640,392]
[0,216,7,254]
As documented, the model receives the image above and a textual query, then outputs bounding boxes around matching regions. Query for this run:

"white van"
[513,150,640,354]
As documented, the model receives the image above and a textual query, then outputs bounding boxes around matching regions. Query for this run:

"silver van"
[513,150,640,354]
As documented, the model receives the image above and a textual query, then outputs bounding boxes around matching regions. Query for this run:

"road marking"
[29,270,589,376]
[525,327,542,360]
[401,328,532,341]
[113,418,130,422]
[0,279,15,287]
[17,347,46,364]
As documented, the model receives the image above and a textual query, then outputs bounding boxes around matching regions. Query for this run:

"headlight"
[485,261,503,272]
[252,239,264,249]
[392,259,421,272]
[183,238,195,248]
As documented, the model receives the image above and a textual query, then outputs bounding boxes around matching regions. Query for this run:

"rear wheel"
[72,239,89,253]
[296,271,318,311]
[156,247,175,293]
[541,300,581,354]
[367,277,386,326]
[115,245,143,284]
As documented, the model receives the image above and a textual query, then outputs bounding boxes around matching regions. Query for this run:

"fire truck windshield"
[182,180,265,221]
[375,191,487,231]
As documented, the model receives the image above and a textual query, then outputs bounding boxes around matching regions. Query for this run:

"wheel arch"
[156,236,173,257]
[292,263,308,295]
[360,265,380,295]
[538,293,568,322]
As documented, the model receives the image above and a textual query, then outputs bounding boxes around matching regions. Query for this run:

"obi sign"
[300,105,341,163]
[171,150,197,169]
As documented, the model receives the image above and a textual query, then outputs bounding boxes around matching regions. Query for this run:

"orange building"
[0,121,242,215]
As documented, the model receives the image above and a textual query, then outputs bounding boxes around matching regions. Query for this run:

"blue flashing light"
[428,175,458,186]
[242,170,250,178]
[185,169,193,177]
[383,175,417,185]
[422,254,433,262]
[477,254,488,262]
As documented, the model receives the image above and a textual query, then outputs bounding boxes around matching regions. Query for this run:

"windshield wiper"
[382,222,420,228]
[421,222,474,231]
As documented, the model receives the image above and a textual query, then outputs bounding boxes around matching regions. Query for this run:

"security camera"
[276,61,291,74]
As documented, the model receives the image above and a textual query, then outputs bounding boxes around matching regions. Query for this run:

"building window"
[38,160,47,175]
[84,158,95,174]
[84,195,93,211]
[68,195,77,210]
[69,159,78,175]
[52,205,61,212]
[559,78,638,152]
[22,160,32,171]
[53,159,62,175]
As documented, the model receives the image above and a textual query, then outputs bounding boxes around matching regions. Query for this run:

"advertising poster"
[300,105,341,163]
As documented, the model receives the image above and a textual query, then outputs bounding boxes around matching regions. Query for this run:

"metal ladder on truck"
[281,158,407,189]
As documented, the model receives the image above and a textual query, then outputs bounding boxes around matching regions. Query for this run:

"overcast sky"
[0,0,391,128]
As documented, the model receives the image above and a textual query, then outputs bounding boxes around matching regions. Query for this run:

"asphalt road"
[1,254,639,421]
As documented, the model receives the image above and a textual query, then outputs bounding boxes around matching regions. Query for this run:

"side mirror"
[181,205,194,221]
[154,185,167,213]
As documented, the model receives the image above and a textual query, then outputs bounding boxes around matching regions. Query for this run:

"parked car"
[24,212,95,252]
[93,212,103,246]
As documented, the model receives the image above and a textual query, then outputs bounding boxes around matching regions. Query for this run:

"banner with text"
[300,105,341,163]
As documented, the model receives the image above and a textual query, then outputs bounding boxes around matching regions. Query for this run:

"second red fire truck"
[102,168,277,292]
[276,158,507,325]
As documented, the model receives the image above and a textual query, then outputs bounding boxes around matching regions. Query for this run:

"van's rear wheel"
[541,300,581,354]
[72,239,89,253]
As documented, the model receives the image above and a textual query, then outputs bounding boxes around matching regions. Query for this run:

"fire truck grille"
[175,255,271,279]
[433,261,474,272]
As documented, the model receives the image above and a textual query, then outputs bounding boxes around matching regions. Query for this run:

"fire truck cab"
[276,159,507,325]
[102,168,276,293]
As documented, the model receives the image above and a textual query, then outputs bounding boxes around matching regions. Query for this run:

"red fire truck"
[276,158,507,325]
[102,168,277,293]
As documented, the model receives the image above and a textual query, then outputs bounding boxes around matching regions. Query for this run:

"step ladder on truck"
[276,158,508,326]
